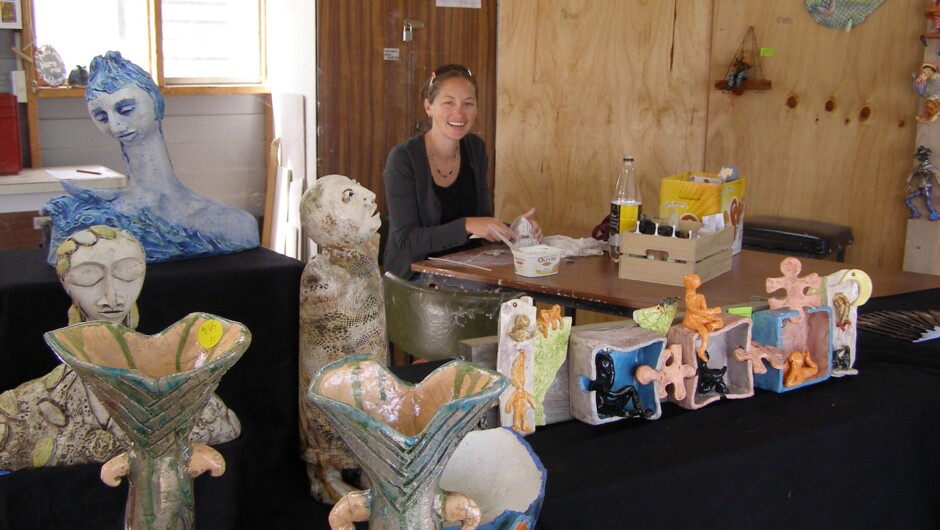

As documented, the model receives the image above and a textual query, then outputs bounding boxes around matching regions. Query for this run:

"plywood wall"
[496,0,924,270]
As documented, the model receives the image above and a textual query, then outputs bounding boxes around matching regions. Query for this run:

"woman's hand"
[513,207,543,242]
[466,217,515,242]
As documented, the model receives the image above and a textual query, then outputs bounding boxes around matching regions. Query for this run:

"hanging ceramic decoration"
[43,313,251,530]
[33,44,67,87]
[307,355,524,530]
[913,66,940,125]
[904,146,940,217]
[497,297,538,435]
[819,268,872,376]
[804,0,885,32]
[714,27,772,94]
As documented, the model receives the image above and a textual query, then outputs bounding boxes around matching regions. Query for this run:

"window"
[31,0,264,86]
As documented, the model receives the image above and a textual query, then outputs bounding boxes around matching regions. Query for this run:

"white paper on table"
[46,166,123,181]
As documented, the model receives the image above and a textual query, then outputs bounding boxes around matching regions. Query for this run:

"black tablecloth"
[1,247,938,529]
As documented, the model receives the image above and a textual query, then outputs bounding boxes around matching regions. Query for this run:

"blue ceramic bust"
[41,51,259,264]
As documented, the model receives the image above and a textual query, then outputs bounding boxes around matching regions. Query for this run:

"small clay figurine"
[298,174,387,504]
[913,62,940,124]
[783,350,819,387]
[537,305,564,338]
[726,50,753,91]
[681,274,724,362]
[832,346,852,372]
[587,351,652,419]
[695,356,729,395]
[905,145,940,221]
[505,350,538,433]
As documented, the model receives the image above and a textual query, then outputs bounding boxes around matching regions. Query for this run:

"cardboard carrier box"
[658,171,746,254]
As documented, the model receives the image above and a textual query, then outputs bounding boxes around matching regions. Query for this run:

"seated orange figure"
[681,274,724,362]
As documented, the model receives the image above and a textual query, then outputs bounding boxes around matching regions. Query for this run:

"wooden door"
[316,0,498,213]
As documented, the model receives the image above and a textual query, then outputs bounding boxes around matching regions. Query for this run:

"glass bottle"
[609,155,641,262]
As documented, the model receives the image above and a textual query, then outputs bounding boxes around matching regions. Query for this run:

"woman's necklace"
[428,146,459,179]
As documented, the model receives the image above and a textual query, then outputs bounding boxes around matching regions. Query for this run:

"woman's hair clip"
[428,71,437,91]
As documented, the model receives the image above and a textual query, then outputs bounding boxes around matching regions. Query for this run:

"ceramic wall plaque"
[497,297,538,435]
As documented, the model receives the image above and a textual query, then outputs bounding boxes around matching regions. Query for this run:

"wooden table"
[412,247,940,316]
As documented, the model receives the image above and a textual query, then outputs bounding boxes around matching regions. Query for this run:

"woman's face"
[424,77,477,141]
[87,85,160,145]
[62,237,146,324]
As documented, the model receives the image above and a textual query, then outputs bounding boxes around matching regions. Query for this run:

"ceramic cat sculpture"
[298,174,388,503]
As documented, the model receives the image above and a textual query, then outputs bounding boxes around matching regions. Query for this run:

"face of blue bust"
[87,85,161,145]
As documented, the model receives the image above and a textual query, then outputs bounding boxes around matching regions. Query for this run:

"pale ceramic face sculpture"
[62,235,146,323]
[300,174,381,249]
[87,85,161,146]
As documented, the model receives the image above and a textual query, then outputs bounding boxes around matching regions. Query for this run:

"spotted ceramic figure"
[298,174,388,503]
[0,225,241,471]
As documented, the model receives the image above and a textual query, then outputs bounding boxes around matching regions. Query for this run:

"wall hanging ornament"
[804,0,886,32]
[715,26,771,94]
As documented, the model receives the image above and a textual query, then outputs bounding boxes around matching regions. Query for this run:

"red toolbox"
[1,94,23,175]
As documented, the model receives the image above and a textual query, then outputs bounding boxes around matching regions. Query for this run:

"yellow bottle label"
[618,203,640,233]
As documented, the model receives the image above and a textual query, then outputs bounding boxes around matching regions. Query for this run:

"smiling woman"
[382,63,542,280]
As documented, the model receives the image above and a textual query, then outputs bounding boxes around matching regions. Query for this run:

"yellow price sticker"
[198,320,223,349]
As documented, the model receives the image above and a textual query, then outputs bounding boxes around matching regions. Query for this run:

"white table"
[0,165,126,213]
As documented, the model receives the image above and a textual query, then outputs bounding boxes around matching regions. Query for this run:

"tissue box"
[512,245,562,277]
[659,172,746,254]
[618,227,733,286]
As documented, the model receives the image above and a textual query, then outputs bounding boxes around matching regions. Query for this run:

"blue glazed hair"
[85,51,165,120]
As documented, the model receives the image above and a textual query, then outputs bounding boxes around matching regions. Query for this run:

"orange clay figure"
[682,274,724,363]
[537,304,564,338]
[783,350,819,387]
[505,350,537,433]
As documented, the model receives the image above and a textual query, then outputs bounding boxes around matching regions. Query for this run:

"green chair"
[383,271,523,361]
